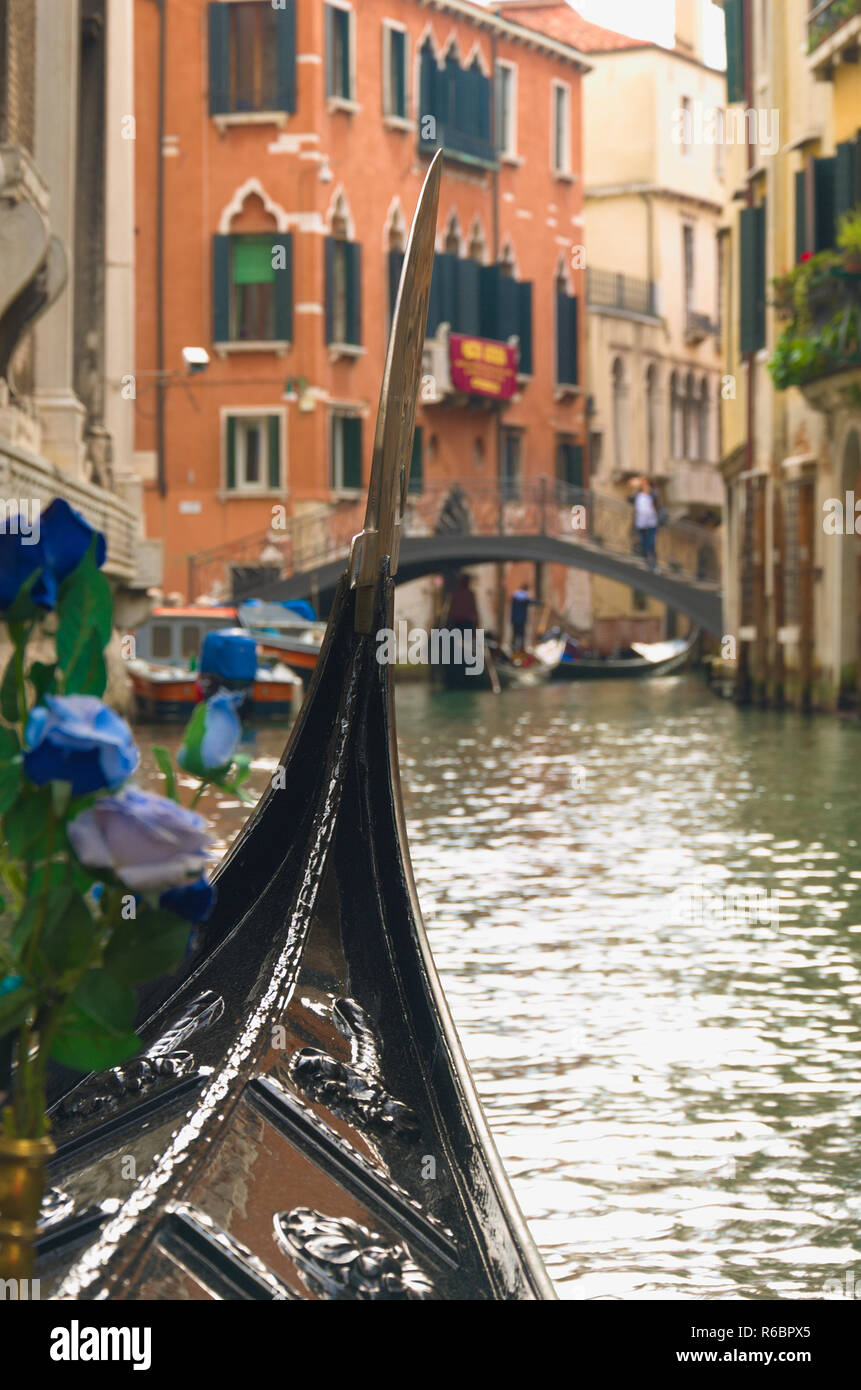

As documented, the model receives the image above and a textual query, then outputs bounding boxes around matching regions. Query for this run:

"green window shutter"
[739,201,766,354]
[233,237,275,284]
[346,241,362,345]
[436,253,458,329]
[272,234,293,340]
[479,263,500,339]
[388,248,405,326]
[835,141,856,226]
[267,415,281,489]
[814,157,837,251]
[391,30,406,117]
[724,0,746,106]
[225,415,237,490]
[409,425,423,494]
[556,293,578,385]
[420,43,436,132]
[341,11,351,98]
[325,6,335,98]
[213,234,231,342]
[455,259,481,335]
[794,169,808,263]
[343,416,362,490]
[570,295,579,384]
[517,281,533,375]
[569,444,584,488]
[324,236,335,343]
[275,0,297,113]
[208,3,230,116]
[498,275,519,341]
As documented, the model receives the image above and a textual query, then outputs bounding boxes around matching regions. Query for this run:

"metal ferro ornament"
[349,149,442,634]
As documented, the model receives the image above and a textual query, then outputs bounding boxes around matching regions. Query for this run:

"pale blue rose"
[178,691,242,777]
[68,787,212,891]
[24,696,139,795]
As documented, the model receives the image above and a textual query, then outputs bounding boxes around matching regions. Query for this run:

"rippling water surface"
[139,673,861,1300]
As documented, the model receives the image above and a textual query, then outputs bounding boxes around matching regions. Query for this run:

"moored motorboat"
[238,600,326,683]
[39,153,554,1302]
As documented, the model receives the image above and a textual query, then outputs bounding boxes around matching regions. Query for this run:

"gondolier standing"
[510,583,539,651]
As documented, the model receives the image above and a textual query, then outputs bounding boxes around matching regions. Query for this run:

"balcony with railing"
[769,238,861,402]
[586,269,659,319]
[685,310,720,345]
[808,0,861,75]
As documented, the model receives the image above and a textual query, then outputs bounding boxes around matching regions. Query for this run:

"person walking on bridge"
[630,477,659,571]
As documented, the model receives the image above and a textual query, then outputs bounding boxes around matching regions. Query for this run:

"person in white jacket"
[630,476,659,570]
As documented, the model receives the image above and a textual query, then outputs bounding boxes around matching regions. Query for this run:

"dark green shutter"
[324,236,335,343]
[420,42,436,138]
[456,260,481,335]
[558,441,583,488]
[518,281,533,375]
[275,0,297,113]
[346,241,362,345]
[556,293,578,385]
[388,248,405,326]
[343,416,362,490]
[226,415,236,490]
[340,11,351,97]
[391,29,406,117]
[208,3,230,116]
[409,425,423,494]
[724,0,746,106]
[430,253,457,332]
[570,296,579,384]
[740,201,766,354]
[272,234,293,341]
[795,169,808,262]
[325,6,335,98]
[268,416,280,489]
[213,234,231,342]
[498,275,519,340]
[835,141,856,226]
[479,263,500,338]
[814,157,837,251]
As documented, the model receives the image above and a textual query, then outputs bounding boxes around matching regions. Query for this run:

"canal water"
[138,673,861,1300]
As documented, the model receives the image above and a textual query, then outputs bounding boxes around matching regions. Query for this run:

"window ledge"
[554,383,582,402]
[327,342,366,363]
[214,341,291,358]
[553,169,577,184]
[327,96,361,116]
[500,152,523,167]
[330,487,363,501]
[217,489,287,502]
[516,372,533,385]
[383,114,414,132]
[213,111,291,133]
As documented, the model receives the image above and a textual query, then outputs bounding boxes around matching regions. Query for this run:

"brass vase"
[0,1135,54,1282]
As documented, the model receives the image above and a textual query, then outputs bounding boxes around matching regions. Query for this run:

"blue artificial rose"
[0,974,23,998]
[68,787,212,891]
[24,696,139,796]
[159,875,217,924]
[0,497,106,614]
[178,691,242,777]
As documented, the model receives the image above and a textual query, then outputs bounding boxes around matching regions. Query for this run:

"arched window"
[468,218,486,264]
[670,371,683,458]
[646,364,659,475]
[612,358,628,474]
[684,371,697,459]
[444,211,462,257]
[698,378,710,460]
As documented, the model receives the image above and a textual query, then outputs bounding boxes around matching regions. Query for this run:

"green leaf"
[28,662,57,703]
[152,746,178,802]
[176,702,209,779]
[231,753,252,788]
[56,550,112,694]
[4,786,53,860]
[0,981,36,1039]
[41,887,95,973]
[0,750,22,815]
[50,969,139,1073]
[70,970,137,1032]
[0,654,20,725]
[103,905,189,986]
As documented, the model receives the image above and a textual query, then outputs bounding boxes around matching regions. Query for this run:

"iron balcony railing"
[418,123,497,168]
[186,477,721,604]
[808,0,861,53]
[586,269,659,318]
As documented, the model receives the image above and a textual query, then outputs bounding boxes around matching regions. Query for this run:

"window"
[330,412,363,491]
[208,1,296,117]
[326,4,353,103]
[212,233,293,345]
[670,371,683,458]
[715,110,725,177]
[224,413,283,492]
[680,97,693,160]
[698,379,710,461]
[325,234,362,347]
[383,23,408,120]
[684,371,697,460]
[409,425,423,494]
[495,62,516,158]
[646,365,659,475]
[557,436,584,489]
[612,359,627,473]
[739,200,767,354]
[501,429,523,499]
[683,224,695,320]
[552,81,571,176]
[418,39,494,166]
[151,625,172,660]
[555,273,578,387]
[181,625,201,659]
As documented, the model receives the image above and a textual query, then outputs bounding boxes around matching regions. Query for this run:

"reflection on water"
[137,674,861,1300]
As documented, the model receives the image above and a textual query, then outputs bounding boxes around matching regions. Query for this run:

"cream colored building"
[0,0,160,627]
[714,0,861,710]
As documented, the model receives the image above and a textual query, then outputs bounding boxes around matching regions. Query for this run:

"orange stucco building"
[134,0,589,605]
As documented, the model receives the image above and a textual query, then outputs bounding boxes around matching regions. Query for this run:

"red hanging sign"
[449,334,518,400]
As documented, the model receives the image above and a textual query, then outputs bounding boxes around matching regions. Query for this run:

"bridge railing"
[187,478,720,602]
